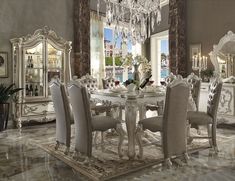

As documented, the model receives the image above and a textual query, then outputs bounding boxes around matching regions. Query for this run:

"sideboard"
[199,82,235,124]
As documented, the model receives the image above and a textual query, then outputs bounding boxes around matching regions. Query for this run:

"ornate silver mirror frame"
[209,31,235,78]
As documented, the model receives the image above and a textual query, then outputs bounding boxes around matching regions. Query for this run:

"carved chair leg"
[212,123,218,153]
[93,131,99,149]
[73,151,87,163]
[157,100,164,116]
[136,123,144,159]
[55,141,60,150]
[164,158,172,169]
[160,131,163,145]
[73,150,79,160]
[119,106,123,121]
[184,152,190,163]
[116,123,125,158]
[207,124,213,147]
[101,132,105,152]
[64,146,70,155]
[186,121,193,145]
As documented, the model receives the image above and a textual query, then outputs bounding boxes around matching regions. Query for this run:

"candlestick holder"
[192,53,208,78]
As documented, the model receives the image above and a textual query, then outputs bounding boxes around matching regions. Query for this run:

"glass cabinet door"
[24,43,44,98]
[47,43,63,96]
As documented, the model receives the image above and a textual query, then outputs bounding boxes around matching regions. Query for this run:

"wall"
[145,5,170,61]
[186,0,235,73]
[0,0,74,85]
[151,5,170,35]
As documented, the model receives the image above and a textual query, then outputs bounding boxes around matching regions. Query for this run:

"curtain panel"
[90,12,105,88]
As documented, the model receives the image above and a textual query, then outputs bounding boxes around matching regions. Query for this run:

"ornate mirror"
[209,31,235,81]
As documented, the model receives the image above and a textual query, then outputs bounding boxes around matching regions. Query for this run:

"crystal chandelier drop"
[97,0,162,45]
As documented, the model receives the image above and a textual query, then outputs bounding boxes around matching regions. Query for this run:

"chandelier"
[97,0,162,45]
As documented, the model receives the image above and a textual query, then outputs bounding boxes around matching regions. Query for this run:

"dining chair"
[78,74,123,147]
[187,73,201,111]
[145,73,177,117]
[49,79,72,155]
[165,72,177,85]
[187,78,223,152]
[136,79,190,166]
[68,80,125,159]
[78,74,98,92]
[102,76,117,89]
[78,74,122,117]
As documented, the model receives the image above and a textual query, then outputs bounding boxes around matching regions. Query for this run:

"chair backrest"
[49,79,71,147]
[207,79,223,120]
[78,74,98,92]
[187,73,201,111]
[67,81,93,157]
[102,76,116,89]
[165,72,177,85]
[162,79,190,159]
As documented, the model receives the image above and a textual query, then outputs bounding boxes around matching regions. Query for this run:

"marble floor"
[0,123,235,181]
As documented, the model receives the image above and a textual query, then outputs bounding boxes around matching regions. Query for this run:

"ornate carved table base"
[125,95,138,160]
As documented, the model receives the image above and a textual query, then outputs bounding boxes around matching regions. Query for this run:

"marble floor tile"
[0,123,235,181]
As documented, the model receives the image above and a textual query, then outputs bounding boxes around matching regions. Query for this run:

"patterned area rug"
[36,127,228,181]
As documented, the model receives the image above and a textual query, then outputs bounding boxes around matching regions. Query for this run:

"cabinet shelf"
[26,67,43,70]
[25,53,43,56]
[48,68,61,70]
[26,82,42,84]
[48,54,62,57]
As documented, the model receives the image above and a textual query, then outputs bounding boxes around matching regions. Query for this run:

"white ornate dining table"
[91,89,166,160]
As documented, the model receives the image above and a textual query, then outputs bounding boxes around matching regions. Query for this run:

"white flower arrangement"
[121,53,151,73]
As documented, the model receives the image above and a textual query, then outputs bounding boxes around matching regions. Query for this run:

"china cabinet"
[10,26,72,128]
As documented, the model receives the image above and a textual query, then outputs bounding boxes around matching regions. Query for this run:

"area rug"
[35,127,227,181]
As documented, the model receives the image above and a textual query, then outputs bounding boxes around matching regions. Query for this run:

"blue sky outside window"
[104,28,132,53]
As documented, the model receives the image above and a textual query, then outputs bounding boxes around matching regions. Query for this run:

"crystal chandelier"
[97,0,162,45]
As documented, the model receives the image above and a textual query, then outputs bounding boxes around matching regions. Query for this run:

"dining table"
[91,87,166,160]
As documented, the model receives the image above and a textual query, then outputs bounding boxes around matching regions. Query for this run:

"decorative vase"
[133,64,140,82]
[0,103,9,131]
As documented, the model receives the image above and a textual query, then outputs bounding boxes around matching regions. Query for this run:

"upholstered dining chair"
[67,80,125,159]
[187,78,223,152]
[102,76,116,89]
[78,74,111,114]
[49,79,72,155]
[165,72,177,85]
[145,73,178,117]
[187,73,201,111]
[136,79,190,166]
[78,74,98,93]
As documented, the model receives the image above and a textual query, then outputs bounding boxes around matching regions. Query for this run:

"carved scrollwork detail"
[24,104,38,115]
[23,103,51,116]
[218,87,233,114]
[20,26,71,49]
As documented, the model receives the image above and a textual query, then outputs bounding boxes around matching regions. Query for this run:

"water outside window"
[104,28,134,82]
[160,39,169,81]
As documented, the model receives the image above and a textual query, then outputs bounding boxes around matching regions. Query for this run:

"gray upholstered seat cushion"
[139,116,163,132]
[187,111,213,125]
[92,116,120,132]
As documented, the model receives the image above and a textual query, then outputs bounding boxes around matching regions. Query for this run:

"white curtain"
[90,12,104,88]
